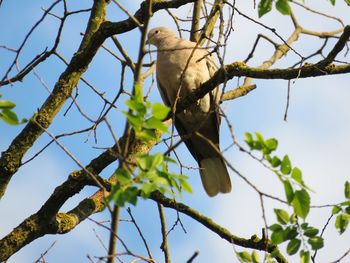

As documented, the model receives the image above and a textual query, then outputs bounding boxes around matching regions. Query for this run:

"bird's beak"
[145,38,150,45]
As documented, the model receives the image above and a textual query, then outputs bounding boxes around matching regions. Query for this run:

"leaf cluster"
[109,85,192,207]
[258,0,350,18]
[331,181,350,234]
[236,250,260,263]
[123,84,170,141]
[0,95,26,125]
[245,132,324,262]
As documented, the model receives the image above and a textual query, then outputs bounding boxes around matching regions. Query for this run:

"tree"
[1,0,350,262]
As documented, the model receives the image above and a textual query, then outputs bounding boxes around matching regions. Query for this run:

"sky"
[0,0,350,262]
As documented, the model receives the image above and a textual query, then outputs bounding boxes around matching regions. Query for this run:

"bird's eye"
[155,30,159,34]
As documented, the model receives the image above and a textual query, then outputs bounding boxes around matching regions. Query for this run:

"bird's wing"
[156,70,200,161]
[156,74,171,107]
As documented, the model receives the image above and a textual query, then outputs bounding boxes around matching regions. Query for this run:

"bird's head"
[146,27,177,47]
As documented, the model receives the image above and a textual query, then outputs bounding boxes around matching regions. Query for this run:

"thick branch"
[0,0,196,200]
[174,25,350,114]
[150,192,288,263]
[0,76,259,260]
[0,0,108,199]
[19,38,348,244]
[317,25,350,66]
[0,124,164,261]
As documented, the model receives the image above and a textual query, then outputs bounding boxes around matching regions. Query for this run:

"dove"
[146,27,231,196]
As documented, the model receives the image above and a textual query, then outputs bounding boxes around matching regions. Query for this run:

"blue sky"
[1,1,350,262]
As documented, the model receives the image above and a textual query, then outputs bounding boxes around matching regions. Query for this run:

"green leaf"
[300,250,310,263]
[252,251,260,263]
[151,103,170,120]
[123,111,142,129]
[271,229,287,244]
[340,200,350,206]
[308,236,324,250]
[280,155,291,175]
[244,132,253,142]
[245,132,254,148]
[111,185,138,207]
[304,227,319,237]
[283,180,294,204]
[258,0,273,17]
[133,83,143,103]
[289,213,297,224]
[291,167,302,184]
[138,153,164,171]
[125,99,147,115]
[114,168,131,185]
[292,189,310,219]
[346,206,350,214]
[270,156,281,167]
[345,181,350,199]
[0,100,16,109]
[123,186,138,205]
[332,206,341,215]
[301,223,309,230]
[153,171,171,186]
[145,117,169,133]
[269,223,283,231]
[141,183,158,197]
[248,132,264,150]
[136,129,156,141]
[255,132,265,144]
[344,0,350,6]
[265,138,278,151]
[335,213,349,234]
[253,141,264,150]
[274,209,289,225]
[287,238,301,255]
[1,109,20,125]
[330,0,336,5]
[151,153,164,169]
[236,251,252,262]
[276,0,291,15]
[285,226,298,240]
[164,156,177,164]
[179,178,192,193]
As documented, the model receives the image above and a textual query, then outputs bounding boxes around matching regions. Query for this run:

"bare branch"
[190,0,202,42]
[157,203,171,263]
[107,205,121,263]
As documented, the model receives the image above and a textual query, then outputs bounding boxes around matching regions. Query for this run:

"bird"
[146,27,231,197]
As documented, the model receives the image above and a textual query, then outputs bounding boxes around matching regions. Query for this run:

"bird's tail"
[199,157,232,197]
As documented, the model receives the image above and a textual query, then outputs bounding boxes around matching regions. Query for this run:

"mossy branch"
[0,123,164,261]
[149,191,288,263]
[0,0,108,199]
[0,0,197,200]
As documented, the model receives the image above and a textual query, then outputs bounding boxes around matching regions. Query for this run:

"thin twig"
[34,241,57,263]
[330,248,350,263]
[283,80,292,121]
[126,207,154,260]
[311,214,333,262]
[107,205,121,263]
[157,203,171,263]
[186,251,199,263]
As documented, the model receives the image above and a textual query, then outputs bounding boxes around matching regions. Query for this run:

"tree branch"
[0,0,109,199]
[0,0,196,200]
[0,122,165,261]
[173,25,350,115]
[190,0,202,42]
[150,192,288,263]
